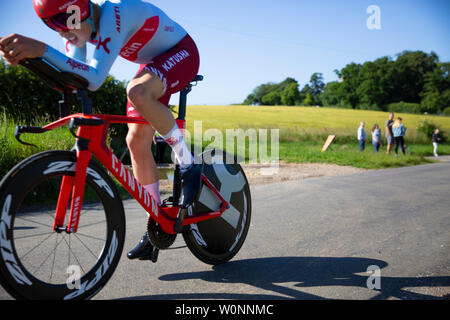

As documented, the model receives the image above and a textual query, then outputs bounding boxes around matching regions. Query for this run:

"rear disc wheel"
[182,150,252,265]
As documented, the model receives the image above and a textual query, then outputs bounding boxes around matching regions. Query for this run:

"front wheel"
[0,151,125,300]
[182,150,252,265]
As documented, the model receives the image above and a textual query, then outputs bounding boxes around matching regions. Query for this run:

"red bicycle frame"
[47,113,229,235]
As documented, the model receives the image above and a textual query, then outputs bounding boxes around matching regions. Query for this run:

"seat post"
[177,74,203,121]
[77,90,93,115]
[59,89,73,119]
[172,75,203,207]
[177,86,192,121]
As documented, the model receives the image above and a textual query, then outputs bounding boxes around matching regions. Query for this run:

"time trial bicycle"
[0,57,251,300]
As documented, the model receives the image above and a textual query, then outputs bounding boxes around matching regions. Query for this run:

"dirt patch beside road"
[241,162,369,186]
[159,162,368,193]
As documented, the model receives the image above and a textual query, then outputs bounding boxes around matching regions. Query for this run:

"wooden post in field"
[322,135,336,152]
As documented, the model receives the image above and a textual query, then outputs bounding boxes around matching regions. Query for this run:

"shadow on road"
[120,256,448,300]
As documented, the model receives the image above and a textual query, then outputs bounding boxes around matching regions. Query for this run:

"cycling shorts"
[126,34,200,120]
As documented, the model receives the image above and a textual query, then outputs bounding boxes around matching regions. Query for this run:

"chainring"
[147,218,177,250]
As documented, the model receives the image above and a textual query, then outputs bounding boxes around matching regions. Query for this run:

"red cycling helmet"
[33,0,91,32]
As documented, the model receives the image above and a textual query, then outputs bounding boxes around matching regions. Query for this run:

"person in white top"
[357,121,367,152]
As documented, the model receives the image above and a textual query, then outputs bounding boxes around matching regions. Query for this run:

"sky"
[1,0,449,106]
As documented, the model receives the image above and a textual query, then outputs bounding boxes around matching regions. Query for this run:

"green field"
[1,106,449,178]
[184,105,450,138]
[183,105,450,169]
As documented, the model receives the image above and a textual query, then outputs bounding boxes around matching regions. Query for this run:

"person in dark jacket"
[432,129,441,157]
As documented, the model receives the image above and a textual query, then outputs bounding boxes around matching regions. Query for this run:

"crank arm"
[173,207,188,233]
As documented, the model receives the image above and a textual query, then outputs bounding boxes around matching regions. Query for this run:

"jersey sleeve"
[42,4,128,91]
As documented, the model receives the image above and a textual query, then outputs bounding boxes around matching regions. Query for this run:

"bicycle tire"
[0,150,125,300]
[182,150,252,265]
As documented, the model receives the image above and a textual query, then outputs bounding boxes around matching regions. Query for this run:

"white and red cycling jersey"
[42,0,200,116]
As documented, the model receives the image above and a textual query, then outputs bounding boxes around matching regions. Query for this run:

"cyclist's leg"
[126,36,201,256]
[127,35,201,209]
[126,123,161,204]
[126,118,160,260]
[126,72,194,258]
[126,69,168,260]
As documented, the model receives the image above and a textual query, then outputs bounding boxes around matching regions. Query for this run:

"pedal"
[173,207,188,233]
[138,247,159,263]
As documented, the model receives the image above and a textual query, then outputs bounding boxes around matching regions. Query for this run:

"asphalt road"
[1,160,449,300]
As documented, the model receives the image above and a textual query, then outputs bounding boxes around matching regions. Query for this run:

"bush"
[0,60,128,123]
[359,104,383,111]
[417,119,438,139]
[0,60,61,122]
[387,101,422,114]
[0,114,74,178]
[443,107,450,117]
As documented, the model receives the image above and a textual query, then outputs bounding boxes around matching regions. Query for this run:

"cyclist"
[0,0,203,260]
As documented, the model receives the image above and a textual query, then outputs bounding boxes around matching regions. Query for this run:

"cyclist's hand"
[0,34,46,66]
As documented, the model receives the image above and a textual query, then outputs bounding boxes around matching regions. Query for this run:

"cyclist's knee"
[127,75,164,110]
[127,82,149,109]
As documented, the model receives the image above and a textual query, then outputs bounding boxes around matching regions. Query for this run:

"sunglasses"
[42,10,88,32]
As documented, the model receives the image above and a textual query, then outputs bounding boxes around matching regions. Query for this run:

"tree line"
[243,50,450,115]
[0,58,135,151]
[0,58,128,123]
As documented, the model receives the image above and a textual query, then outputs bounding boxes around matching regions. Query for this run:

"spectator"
[432,129,441,157]
[357,122,367,152]
[385,112,395,154]
[392,117,407,155]
[371,124,383,152]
